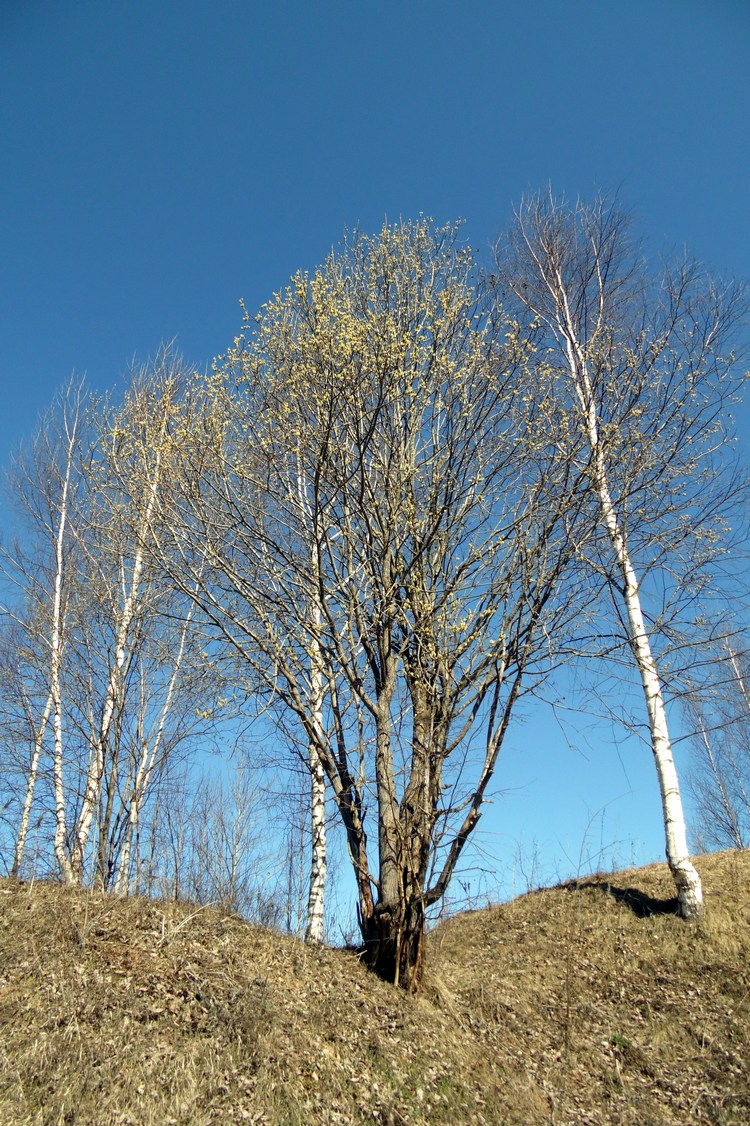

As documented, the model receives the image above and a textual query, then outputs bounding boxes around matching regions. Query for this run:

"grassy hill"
[0,849,748,1124]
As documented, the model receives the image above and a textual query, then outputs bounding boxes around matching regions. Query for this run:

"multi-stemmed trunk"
[360,681,442,992]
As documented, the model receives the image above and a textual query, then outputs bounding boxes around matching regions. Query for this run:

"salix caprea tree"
[496,191,748,918]
[166,220,588,988]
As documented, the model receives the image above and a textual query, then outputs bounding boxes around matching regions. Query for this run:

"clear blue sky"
[2,0,749,899]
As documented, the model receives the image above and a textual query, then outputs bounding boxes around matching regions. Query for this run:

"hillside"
[0,850,748,1124]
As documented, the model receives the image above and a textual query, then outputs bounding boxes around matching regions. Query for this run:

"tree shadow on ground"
[560,879,678,918]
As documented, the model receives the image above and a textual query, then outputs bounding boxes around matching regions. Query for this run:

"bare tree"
[164,220,587,988]
[0,380,89,882]
[201,765,286,924]
[0,618,54,876]
[67,363,183,879]
[687,641,750,851]
[496,191,748,918]
[70,363,223,889]
[157,345,339,944]
[0,354,222,887]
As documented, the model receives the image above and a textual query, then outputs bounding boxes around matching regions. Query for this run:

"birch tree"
[496,192,747,918]
[687,641,750,850]
[0,355,220,886]
[158,340,339,944]
[166,220,587,988]
[66,359,219,887]
[0,381,88,881]
[0,619,54,875]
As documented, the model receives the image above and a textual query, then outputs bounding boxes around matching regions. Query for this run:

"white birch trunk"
[113,605,193,894]
[615,530,704,917]
[296,464,327,943]
[13,690,53,876]
[50,414,77,885]
[71,445,164,882]
[728,646,750,715]
[558,309,703,917]
[304,547,327,943]
[306,750,327,940]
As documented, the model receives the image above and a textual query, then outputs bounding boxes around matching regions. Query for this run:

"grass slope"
[0,850,748,1124]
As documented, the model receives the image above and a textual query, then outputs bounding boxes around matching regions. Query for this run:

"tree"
[0,380,89,882]
[164,220,587,988]
[0,354,221,887]
[73,362,222,890]
[147,759,288,926]
[687,641,750,851]
[0,617,55,876]
[496,191,747,918]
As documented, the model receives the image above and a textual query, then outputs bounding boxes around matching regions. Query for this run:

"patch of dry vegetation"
[0,850,748,1124]
[430,849,750,1124]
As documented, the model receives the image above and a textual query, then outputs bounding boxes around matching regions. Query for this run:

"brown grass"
[0,850,748,1123]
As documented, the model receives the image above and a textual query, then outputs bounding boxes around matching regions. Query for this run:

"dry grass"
[0,850,748,1124]
[430,849,750,1124]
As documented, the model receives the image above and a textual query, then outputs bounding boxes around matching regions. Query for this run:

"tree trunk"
[304,578,327,943]
[115,817,135,895]
[363,889,426,993]
[619,553,704,918]
[52,656,74,883]
[72,435,166,882]
[13,691,53,876]
[51,438,74,885]
[363,695,431,990]
[305,742,327,942]
[566,334,703,918]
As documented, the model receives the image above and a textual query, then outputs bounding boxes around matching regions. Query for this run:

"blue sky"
[2,0,749,899]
